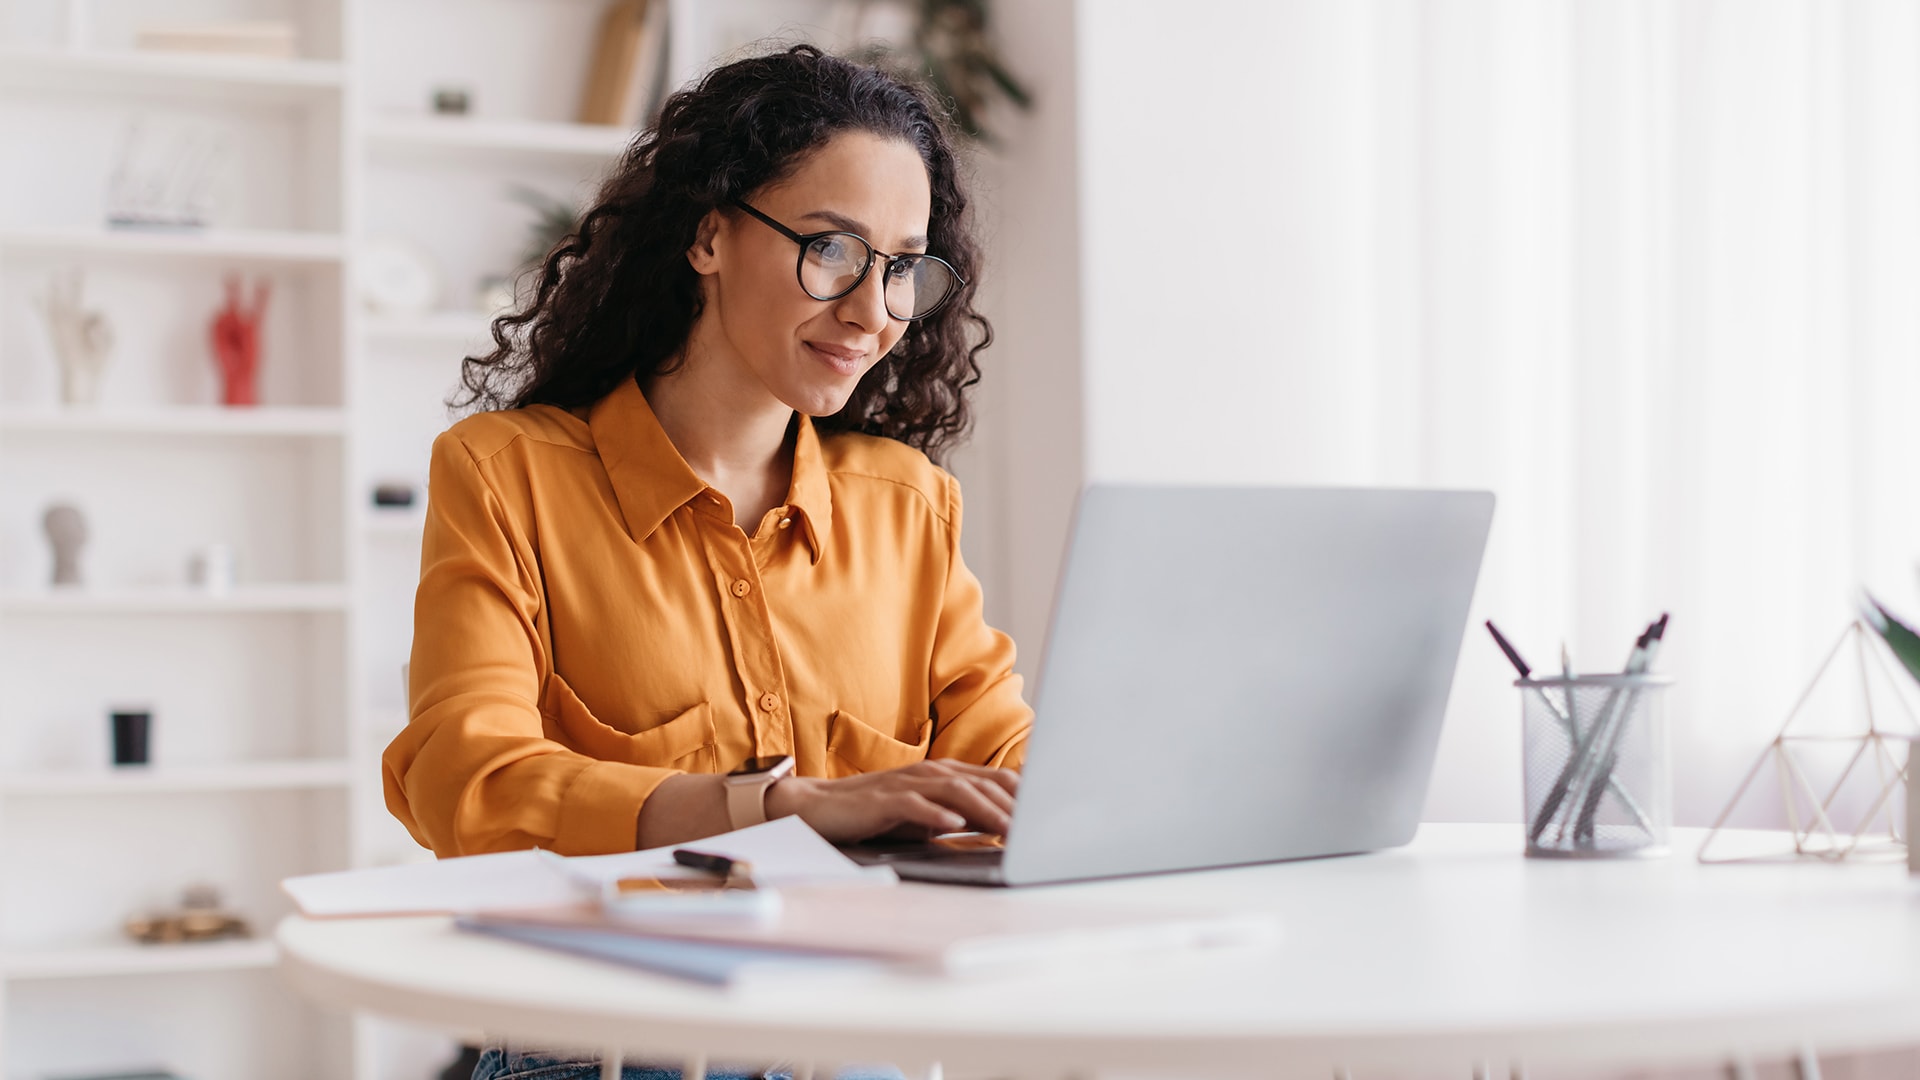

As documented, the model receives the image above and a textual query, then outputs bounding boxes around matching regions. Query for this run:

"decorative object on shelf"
[360,239,441,316]
[372,482,418,509]
[431,87,472,116]
[577,0,664,128]
[133,21,299,57]
[42,502,88,587]
[110,708,152,767]
[508,185,582,275]
[34,269,114,407]
[186,543,236,594]
[105,118,228,230]
[209,274,270,407]
[1698,616,1920,865]
[124,884,252,944]
[850,0,1034,143]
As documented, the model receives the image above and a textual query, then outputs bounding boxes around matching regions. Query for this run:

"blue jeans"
[472,1048,904,1080]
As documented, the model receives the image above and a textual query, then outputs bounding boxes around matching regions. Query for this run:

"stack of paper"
[282,816,890,918]
[283,818,1277,986]
[463,884,1277,985]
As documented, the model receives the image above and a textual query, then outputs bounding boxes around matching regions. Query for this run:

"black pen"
[1485,620,1533,678]
[673,848,755,885]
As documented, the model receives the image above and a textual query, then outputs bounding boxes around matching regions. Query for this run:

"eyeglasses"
[731,200,963,321]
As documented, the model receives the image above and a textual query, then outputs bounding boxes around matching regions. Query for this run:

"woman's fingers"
[910,773,1012,835]
[888,790,965,834]
[927,759,1020,797]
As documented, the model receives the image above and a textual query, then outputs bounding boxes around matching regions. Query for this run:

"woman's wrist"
[763,774,821,821]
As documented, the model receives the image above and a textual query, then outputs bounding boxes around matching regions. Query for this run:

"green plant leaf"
[1864,592,1920,687]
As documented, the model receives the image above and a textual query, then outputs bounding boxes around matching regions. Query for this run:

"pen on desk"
[1550,615,1658,846]
[1486,620,1533,678]
[673,848,757,888]
[1558,614,1665,845]
[1572,614,1669,844]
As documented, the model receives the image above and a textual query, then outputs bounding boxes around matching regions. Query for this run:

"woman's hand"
[763,759,1018,844]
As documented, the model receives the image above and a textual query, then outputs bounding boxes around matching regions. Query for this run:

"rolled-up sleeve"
[926,473,1033,770]
[381,431,678,857]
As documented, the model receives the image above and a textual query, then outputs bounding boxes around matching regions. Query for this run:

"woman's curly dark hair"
[454,44,989,465]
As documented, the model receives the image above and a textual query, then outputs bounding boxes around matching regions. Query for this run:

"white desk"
[276,824,1920,1078]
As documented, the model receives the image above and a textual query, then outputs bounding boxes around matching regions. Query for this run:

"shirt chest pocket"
[824,710,932,778]
[540,673,719,773]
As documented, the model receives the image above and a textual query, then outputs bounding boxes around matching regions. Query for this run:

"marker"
[1572,614,1670,843]
[1486,620,1533,678]
[673,848,756,887]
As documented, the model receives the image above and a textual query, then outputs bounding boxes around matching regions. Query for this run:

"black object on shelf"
[432,87,472,115]
[111,709,151,766]
[372,483,417,508]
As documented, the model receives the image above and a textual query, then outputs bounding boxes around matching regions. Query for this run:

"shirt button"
[759,692,781,712]
[777,517,792,529]
[730,579,751,598]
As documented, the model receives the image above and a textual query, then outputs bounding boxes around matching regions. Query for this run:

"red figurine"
[209,274,270,407]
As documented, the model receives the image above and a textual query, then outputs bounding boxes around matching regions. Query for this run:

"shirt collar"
[587,375,833,564]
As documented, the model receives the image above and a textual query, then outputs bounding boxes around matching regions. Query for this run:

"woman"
[383,44,1027,907]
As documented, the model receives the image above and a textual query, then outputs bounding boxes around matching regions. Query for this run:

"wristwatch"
[723,755,795,830]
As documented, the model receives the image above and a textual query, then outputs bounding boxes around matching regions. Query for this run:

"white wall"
[1077,2,1380,487]
[950,0,1084,677]
[1056,0,1920,831]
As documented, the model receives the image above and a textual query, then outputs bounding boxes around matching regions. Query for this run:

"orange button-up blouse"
[382,375,1032,858]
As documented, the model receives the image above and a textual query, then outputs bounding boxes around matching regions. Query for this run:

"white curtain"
[1369,0,1920,825]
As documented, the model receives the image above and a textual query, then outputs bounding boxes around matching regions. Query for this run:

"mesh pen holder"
[1520,674,1673,858]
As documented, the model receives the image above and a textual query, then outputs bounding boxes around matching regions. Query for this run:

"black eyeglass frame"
[730,199,965,321]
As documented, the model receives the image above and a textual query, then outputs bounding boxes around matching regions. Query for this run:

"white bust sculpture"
[35,270,114,407]
[43,503,87,588]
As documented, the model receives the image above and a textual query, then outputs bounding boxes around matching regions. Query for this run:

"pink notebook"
[466,883,1278,976]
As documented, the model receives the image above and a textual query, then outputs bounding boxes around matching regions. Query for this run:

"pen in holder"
[1520,674,1673,858]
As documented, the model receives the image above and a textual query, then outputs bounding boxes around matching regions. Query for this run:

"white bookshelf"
[0,47,347,102]
[0,226,348,265]
[0,584,351,614]
[4,939,280,980]
[364,115,633,164]
[0,0,356,1074]
[0,406,349,436]
[0,2,851,1079]
[0,759,354,795]
[365,509,428,536]
[363,310,494,346]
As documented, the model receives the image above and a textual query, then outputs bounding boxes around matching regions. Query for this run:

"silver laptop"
[846,483,1495,887]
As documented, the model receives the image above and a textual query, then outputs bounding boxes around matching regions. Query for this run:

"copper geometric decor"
[1698,621,1920,864]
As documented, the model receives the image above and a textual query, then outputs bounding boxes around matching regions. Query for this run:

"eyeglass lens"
[800,233,956,319]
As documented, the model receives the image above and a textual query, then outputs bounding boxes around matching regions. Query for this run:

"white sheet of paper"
[283,816,892,918]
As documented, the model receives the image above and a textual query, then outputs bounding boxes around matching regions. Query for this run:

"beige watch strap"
[726,772,778,830]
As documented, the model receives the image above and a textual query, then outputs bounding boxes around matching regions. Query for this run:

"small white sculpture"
[43,503,88,588]
[35,270,114,407]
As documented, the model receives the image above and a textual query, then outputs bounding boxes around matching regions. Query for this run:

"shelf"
[0,584,350,615]
[4,938,278,980]
[0,407,348,438]
[0,759,354,796]
[0,48,344,105]
[0,226,346,266]
[365,509,428,536]
[363,310,498,345]
[363,114,634,164]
